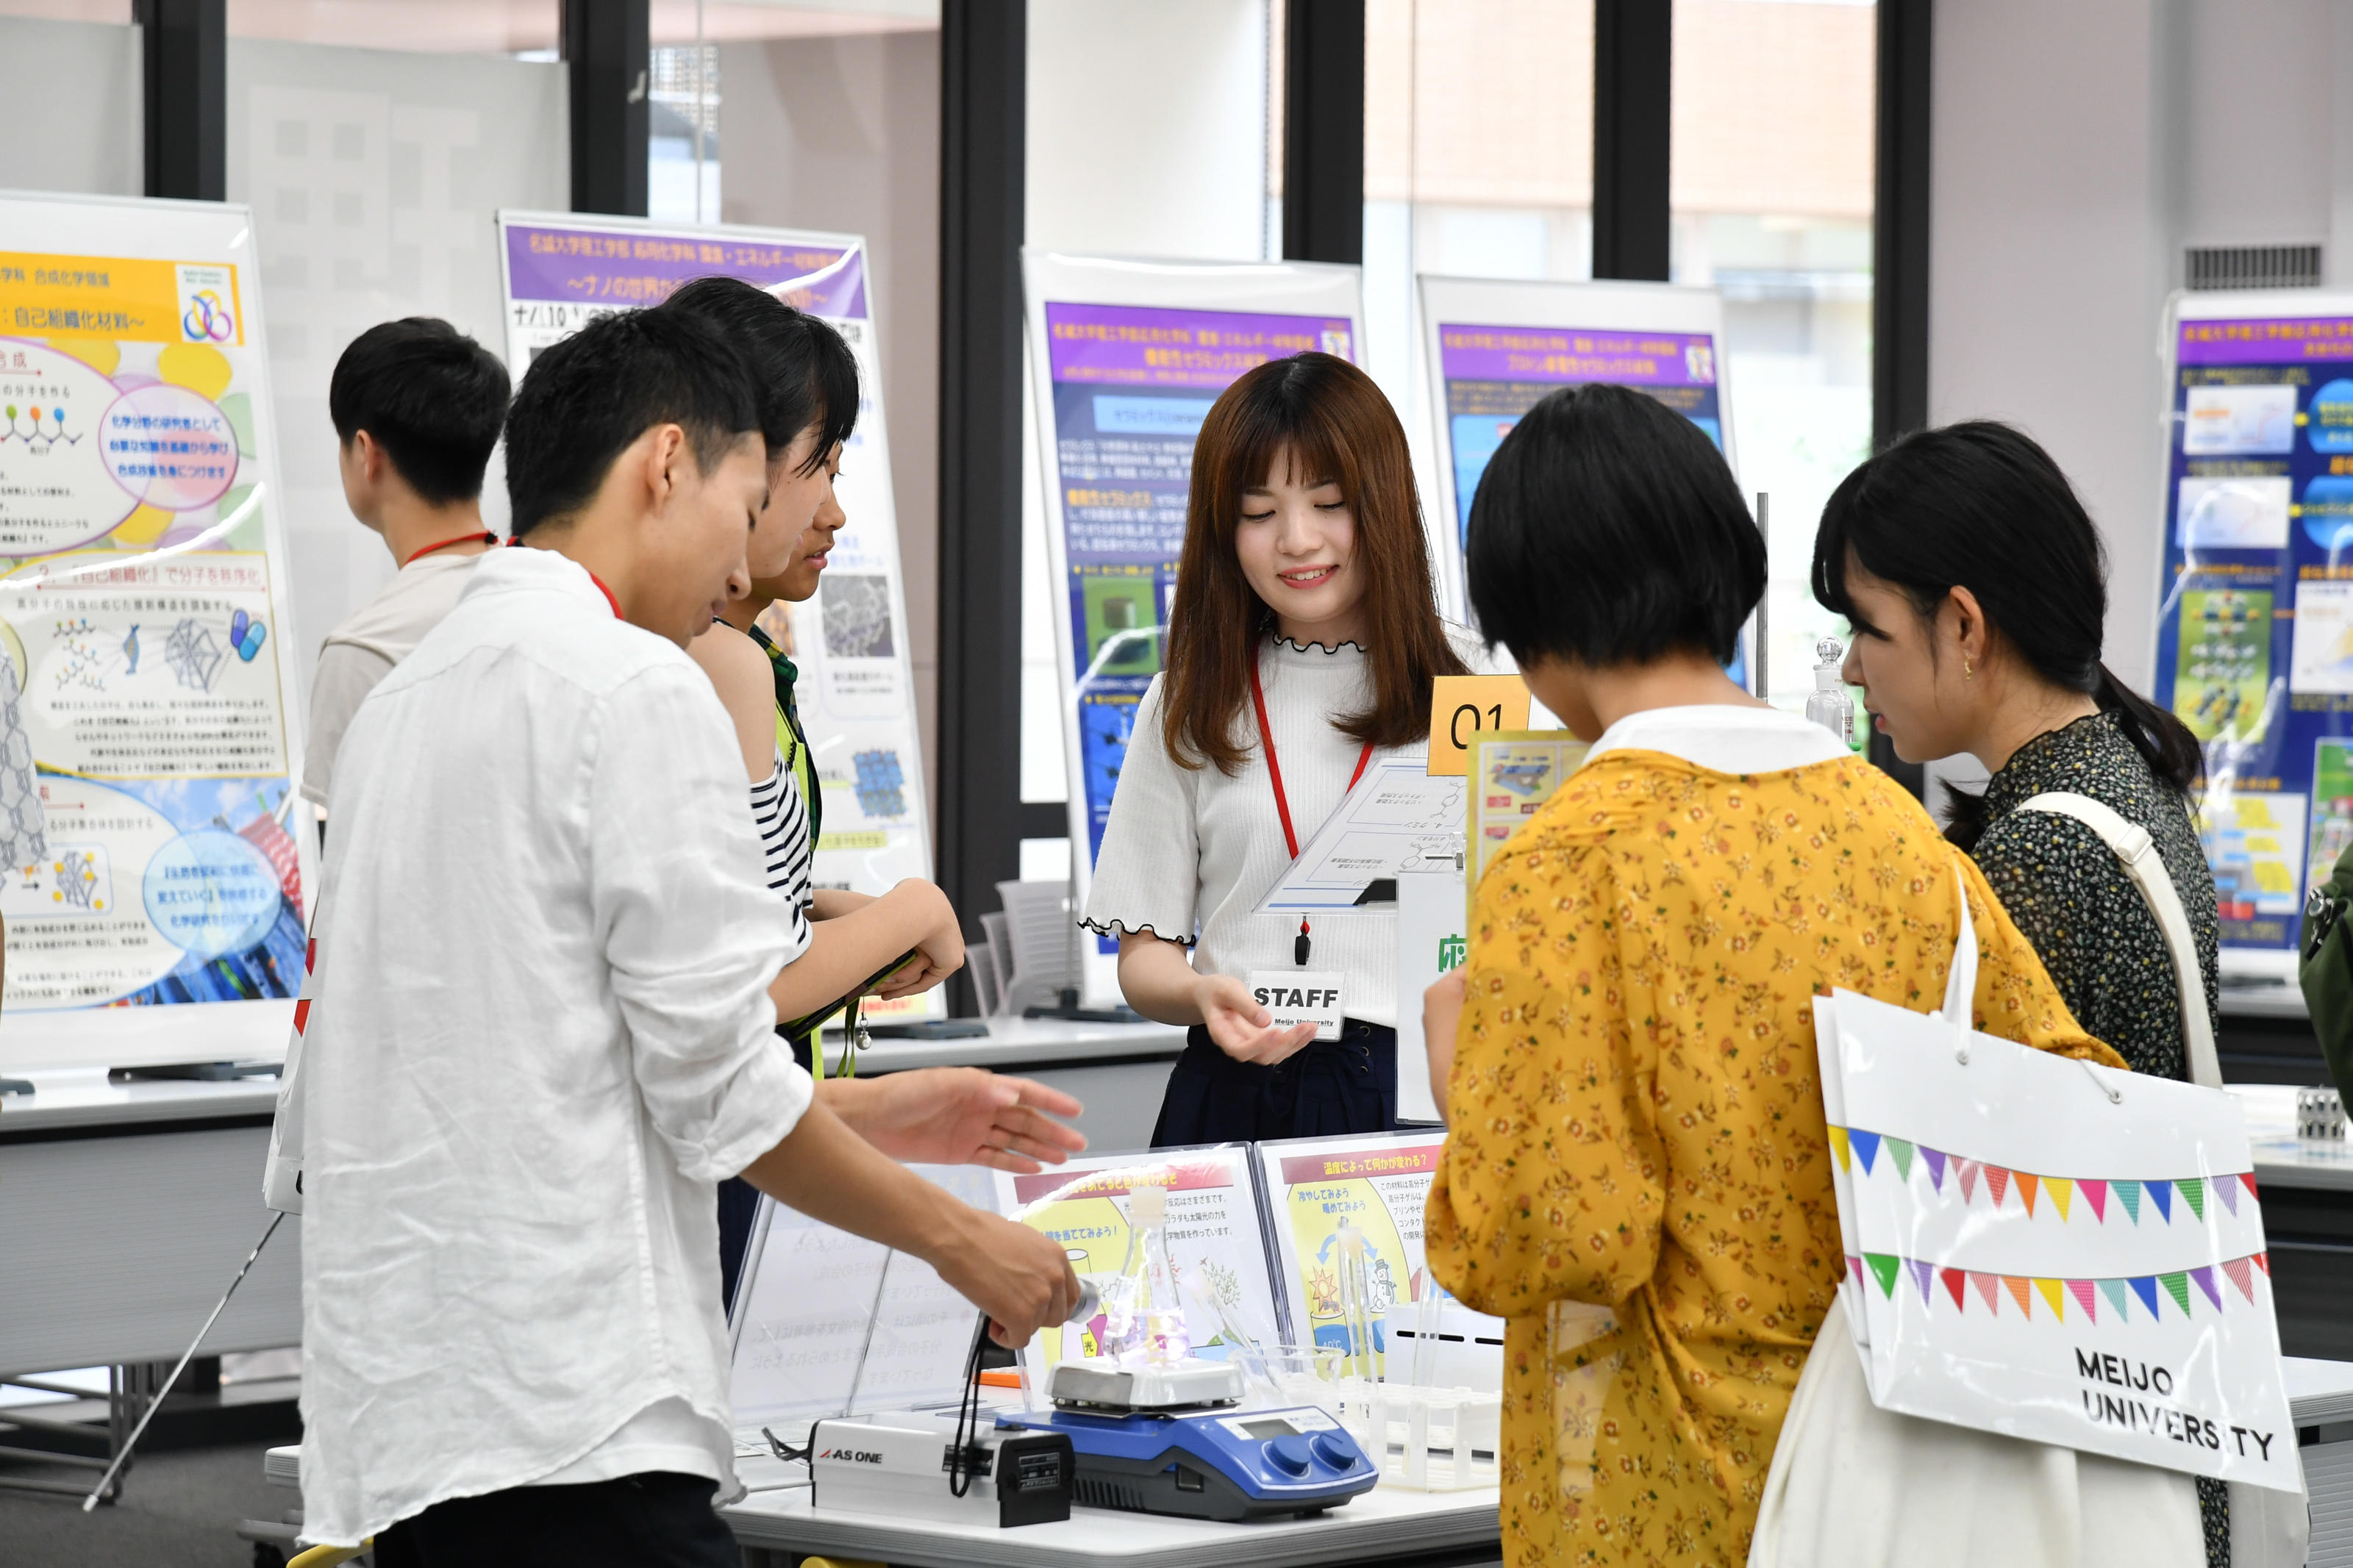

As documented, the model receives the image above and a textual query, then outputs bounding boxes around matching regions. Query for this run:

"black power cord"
[946,1312,993,1498]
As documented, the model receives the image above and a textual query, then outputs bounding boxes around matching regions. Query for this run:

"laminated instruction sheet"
[729,1164,999,1431]
[1466,731,1588,914]
[994,1145,1283,1386]
[1257,1132,1452,1378]
[1253,758,1467,914]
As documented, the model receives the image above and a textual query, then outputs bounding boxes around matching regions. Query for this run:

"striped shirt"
[751,748,815,951]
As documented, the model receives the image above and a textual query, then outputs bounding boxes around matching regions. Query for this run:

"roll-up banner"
[1414,276,1748,684]
[1023,251,1366,1008]
[497,212,939,1020]
[2152,290,2353,983]
[0,190,315,1075]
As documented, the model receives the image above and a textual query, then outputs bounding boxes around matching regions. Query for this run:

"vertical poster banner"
[0,193,313,1075]
[1415,276,1747,682]
[2153,293,2353,979]
[1023,252,1366,1008]
[496,212,938,1019]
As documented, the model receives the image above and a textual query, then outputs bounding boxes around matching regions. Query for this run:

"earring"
[1964,656,1974,680]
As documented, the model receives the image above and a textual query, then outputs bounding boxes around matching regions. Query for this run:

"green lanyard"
[748,623,821,848]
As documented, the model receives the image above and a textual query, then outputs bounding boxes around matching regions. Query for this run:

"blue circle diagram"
[142,828,282,961]
[2304,476,2353,552]
[2314,379,2353,454]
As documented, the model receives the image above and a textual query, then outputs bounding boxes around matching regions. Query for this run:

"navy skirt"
[1150,1019,1398,1148]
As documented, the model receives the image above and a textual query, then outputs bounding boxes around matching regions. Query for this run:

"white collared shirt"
[297,546,813,1545]
[1582,702,1850,775]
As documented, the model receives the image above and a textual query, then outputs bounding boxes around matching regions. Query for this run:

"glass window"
[226,1,560,53]
[1359,0,1596,424]
[1672,0,1876,712]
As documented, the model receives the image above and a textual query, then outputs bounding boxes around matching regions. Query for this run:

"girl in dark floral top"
[1814,420,2227,1567]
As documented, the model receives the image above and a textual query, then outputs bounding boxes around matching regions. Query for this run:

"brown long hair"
[1161,352,1465,775]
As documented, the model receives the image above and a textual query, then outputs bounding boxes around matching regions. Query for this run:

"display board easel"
[496,212,939,1020]
[2151,290,2353,985]
[1022,251,1367,1010]
[1414,275,1752,685]
[0,189,314,1075]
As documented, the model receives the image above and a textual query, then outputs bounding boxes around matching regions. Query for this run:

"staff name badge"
[1249,970,1345,1042]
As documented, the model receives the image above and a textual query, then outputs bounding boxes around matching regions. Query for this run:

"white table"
[0,1022,1184,1381]
[724,1481,1498,1568]
[2230,1085,2353,1195]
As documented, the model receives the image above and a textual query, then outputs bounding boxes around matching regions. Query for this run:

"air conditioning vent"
[2186,244,2322,291]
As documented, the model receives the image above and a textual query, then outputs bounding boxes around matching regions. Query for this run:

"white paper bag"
[1813,873,2301,1495]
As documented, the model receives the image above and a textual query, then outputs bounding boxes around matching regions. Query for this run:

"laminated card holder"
[1759,857,2305,1568]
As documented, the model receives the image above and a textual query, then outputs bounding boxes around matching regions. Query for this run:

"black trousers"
[1150,1019,1397,1148]
[371,1472,738,1568]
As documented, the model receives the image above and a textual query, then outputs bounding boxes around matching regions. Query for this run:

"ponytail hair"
[1813,421,2202,847]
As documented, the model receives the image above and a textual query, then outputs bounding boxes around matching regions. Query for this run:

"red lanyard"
[585,571,623,619]
[401,530,496,568]
[1249,659,1373,966]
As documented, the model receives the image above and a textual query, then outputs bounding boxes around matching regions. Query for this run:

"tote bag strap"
[2015,790,2222,1089]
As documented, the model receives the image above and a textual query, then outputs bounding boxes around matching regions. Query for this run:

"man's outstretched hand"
[818,1067,1088,1173]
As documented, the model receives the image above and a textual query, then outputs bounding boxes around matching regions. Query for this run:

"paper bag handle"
[1935,856,1978,1042]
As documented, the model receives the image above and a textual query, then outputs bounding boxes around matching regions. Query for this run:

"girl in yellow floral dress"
[1421,384,2128,1568]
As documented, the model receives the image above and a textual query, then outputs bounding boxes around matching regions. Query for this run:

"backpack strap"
[2015,791,2221,1088]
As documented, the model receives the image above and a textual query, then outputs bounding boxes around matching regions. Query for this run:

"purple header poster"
[1042,301,1354,918]
[1435,322,1722,551]
[2156,309,2353,957]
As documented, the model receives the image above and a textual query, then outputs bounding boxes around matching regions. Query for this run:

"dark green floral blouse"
[1968,708,2228,1566]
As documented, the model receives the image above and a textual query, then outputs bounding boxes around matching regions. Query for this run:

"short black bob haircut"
[327,318,510,507]
[504,307,763,537]
[660,276,859,476]
[1465,382,1763,669]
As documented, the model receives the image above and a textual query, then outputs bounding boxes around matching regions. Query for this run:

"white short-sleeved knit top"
[1082,626,1491,1028]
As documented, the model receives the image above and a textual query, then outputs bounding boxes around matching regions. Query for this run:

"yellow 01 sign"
[1426,674,1531,776]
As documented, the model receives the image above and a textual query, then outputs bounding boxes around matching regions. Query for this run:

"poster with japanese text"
[2152,293,2353,976]
[1023,252,1365,1007]
[1418,275,1747,682]
[0,192,313,1074]
[1257,1131,1454,1377]
[497,212,938,1019]
[995,1145,1285,1386]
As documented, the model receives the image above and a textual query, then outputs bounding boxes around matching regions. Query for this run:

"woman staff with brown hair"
[1082,351,1477,1146]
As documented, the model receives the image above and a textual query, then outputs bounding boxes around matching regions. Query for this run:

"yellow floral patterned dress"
[1425,741,2124,1568]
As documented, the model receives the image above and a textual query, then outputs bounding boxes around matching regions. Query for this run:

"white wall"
[1930,0,2353,699]
[225,40,567,718]
[0,16,142,198]
[1019,0,1274,826]
[1025,0,1271,260]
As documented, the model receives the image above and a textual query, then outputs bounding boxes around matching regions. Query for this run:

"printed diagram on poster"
[2171,587,2272,740]
[2200,790,2307,948]
[0,194,313,1073]
[498,212,938,1019]
[996,1147,1284,1386]
[2150,294,2353,973]
[2310,740,2353,901]
[1024,252,1366,1006]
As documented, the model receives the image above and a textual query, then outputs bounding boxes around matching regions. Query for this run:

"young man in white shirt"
[299,305,1079,1564]
[301,318,507,828]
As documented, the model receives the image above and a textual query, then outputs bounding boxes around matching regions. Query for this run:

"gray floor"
[0,1440,293,1567]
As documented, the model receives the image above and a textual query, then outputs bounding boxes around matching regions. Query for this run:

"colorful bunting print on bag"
[1849,1249,2271,1319]
[1822,1125,2252,1231]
